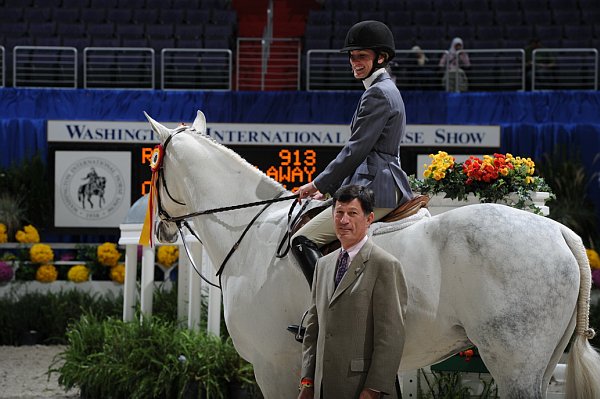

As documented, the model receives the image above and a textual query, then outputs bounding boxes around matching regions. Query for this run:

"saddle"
[291,194,430,255]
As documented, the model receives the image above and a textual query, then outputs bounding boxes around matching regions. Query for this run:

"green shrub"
[51,314,257,399]
[537,147,599,248]
[0,153,52,230]
[0,288,121,345]
[0,283,184,345]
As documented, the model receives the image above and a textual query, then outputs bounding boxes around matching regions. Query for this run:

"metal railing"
[237,37,301,90]
[305,50,363,91]
[456,49,526,92]
[2,45,599,91]
[84,47,155,90]
[13,46,77,89]
[161,49,232,91]
[532,48,598,90]
[388,50,448,91]
[307,47,598,92]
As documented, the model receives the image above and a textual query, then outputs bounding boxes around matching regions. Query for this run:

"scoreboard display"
[138,145,341,196]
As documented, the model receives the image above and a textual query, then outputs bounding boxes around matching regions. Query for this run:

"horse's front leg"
[87,195,94,209]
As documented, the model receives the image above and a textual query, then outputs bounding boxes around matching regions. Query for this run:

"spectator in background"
[409,45,435,90]
[438,37,470,92]
[525,38,556,90]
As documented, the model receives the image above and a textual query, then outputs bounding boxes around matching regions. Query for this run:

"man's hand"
[359,389,382,399]
[297,386,314,399]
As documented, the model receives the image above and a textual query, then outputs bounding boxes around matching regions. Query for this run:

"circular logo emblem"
[60,157,126,220]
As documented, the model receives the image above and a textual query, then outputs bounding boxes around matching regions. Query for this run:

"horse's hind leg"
[541,308,576,397]
[481,356,545,398]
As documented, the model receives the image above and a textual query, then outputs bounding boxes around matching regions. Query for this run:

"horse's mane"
[190,129,286,193]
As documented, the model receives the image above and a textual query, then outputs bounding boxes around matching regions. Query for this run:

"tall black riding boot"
[291,235,322,288]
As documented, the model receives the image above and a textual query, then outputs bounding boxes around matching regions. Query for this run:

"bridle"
[154,127,299,289]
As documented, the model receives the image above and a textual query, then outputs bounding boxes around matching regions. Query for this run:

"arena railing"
[389,50,450,91]
[83,47,155,90]
[13,46,77,89]
[532,48,598,91]
[455,49,526,92]
[307,48,526,92]
[305,49,364,91]
[237,37,301,91]
[161,48,232,91]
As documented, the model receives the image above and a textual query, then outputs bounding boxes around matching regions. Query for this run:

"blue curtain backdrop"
[1,88,599,232]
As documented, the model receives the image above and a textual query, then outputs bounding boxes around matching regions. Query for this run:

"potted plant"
[411,151,552,215]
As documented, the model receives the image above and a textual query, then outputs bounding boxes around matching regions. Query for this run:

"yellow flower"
[110,263,125,284]
[432,170,446,181]
[36,264,58,283]
[97,242,121,267]
[424,152,455,181]
[15,225,40,243]
[588,249,600,270]
[30,244,54,264]
[0,223,7,243]
[157,245,179,267]
[67,264,90,283]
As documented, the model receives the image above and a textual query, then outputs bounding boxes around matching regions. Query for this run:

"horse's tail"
[560,225,600,398]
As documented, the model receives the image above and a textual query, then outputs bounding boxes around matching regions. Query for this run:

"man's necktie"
[334,250,349,288]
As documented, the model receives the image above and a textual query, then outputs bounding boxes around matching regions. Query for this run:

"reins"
[155,127,299,289]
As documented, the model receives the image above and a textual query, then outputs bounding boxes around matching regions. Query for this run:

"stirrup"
[286,310,309,343]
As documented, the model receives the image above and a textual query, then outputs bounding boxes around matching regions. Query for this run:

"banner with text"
[47,121,501,148]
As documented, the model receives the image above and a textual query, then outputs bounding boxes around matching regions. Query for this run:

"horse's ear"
[144,111,171,142]
[191,110,206,134]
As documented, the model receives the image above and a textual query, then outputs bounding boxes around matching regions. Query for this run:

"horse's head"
[144,110,207,243]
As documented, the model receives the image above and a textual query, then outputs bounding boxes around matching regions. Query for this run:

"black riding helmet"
[340,20,395,76]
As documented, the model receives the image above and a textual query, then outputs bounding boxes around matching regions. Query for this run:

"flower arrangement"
[36,264,58,283]
[67,264,90,283]
[411,151,552,211]
[30,243,54,264]
[15,225,40,243]
[0,261,13,282]
[157,245,179,267]
[0,223,7,243]
[97,242,121,267]
[110,263,125,284]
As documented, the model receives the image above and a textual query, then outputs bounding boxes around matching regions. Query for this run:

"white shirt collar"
[362,68,386,89]
[342,235,369,263]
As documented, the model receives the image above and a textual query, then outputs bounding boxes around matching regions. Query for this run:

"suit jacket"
[301,238,407,399]
[313,70,413,208]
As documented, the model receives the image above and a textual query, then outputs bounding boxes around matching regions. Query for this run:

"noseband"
[154,127,298,289]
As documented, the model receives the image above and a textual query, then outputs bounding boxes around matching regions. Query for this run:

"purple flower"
[592,269,600,289]
[0,261,14,282]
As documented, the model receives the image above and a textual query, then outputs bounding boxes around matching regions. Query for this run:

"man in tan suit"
[298,185,407,399]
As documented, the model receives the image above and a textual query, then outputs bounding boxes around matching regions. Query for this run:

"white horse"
[146,111,600,398]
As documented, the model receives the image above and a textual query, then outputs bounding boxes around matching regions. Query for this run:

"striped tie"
[334,250,349,288]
